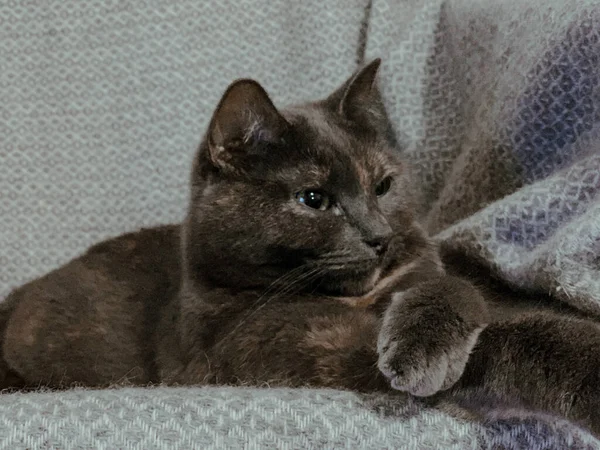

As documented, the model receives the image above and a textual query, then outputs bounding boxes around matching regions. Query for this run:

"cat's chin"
[319,267,382,297]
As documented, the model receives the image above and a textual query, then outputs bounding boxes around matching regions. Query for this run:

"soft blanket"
[1,0,600,448]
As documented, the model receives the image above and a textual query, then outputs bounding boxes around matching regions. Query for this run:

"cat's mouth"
[317,259,379,273]
[296,247,390,296]
[308,259,383,296]
[263,249,387,297]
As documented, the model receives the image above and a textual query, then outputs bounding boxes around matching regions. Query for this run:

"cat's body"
[1,60,599,436]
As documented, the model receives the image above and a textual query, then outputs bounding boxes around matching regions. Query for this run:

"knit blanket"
[2,0,600,448]
[373,0,600,317]
[0,387,597,450]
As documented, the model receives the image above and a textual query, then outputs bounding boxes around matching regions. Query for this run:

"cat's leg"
[300,310,390,391]
[1,227,180,389]
[376,275,600,435]
[458,312,600,435]
[377,276,489,396]
[173,299,389,390]
[0,294,27,390]
[2,263,156,388]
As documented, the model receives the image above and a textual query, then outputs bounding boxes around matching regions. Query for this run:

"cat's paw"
[377,277,488,397]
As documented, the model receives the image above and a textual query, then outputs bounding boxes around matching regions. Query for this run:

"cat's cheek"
[277,201,348,249]
[281,200,315,217]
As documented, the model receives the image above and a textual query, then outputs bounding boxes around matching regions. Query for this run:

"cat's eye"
[295,189,330,211]
[375,176,393,197]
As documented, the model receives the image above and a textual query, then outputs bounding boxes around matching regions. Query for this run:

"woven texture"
[367,0,600,316]
[0,387,598,450]
[0,0,366,295]
[2,0,600,448]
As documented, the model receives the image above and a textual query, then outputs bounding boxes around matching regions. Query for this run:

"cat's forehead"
[283,104,352,150]
[282,103,397,171]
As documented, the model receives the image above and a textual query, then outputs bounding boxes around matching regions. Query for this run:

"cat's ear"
[206,79,288,172]
[324,58,387,130]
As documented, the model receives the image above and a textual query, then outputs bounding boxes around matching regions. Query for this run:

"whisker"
[214,266,326,349]
[266,266,324,300]
[318,250,353,259]
[240,264,310,313]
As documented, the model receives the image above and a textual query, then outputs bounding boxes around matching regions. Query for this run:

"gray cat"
[1,60,599,436]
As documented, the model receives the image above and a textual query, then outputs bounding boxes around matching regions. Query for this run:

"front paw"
[377,277,489,396]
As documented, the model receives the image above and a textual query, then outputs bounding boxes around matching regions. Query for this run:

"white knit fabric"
[0,387,598,450]
[0,0,365,297]
[368,0,600,315]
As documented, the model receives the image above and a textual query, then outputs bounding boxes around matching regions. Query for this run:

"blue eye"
[295,189,330,211]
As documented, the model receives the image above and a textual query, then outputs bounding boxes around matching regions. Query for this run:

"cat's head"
[183,60,430,296]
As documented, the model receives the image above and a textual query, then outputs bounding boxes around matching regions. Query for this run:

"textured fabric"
[0,386,598,450]
[2,0,600,448]
[0,0,367,296]
[367,0,600,316]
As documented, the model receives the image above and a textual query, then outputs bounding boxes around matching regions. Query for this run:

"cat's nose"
[362,215,393,256]
[365,235,390,256]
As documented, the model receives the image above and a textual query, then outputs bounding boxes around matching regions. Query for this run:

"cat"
[1,59,599,436]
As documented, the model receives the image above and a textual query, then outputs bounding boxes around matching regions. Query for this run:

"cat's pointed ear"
[206,79,288,171]
[324,58,387,130]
